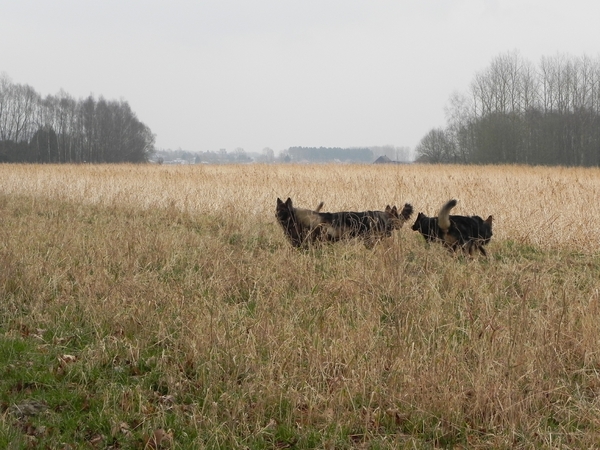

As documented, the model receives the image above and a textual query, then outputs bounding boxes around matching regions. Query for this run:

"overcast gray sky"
[2,0,599,155]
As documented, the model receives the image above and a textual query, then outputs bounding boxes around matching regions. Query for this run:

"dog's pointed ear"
[485,215,493,225]
[385,205,392,213]
[277,198,284,206]
[285,198,293,208]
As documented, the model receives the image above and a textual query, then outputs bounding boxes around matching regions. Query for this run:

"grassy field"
[1,163,600,449]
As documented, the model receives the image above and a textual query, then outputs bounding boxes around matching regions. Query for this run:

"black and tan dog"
[276,197,413,248]
[320,203,414,248]
[276,197,326,248]
[411,199,493,256]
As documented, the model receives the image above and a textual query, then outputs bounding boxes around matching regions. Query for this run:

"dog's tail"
[437,199,458,232]
[400,203,413,221]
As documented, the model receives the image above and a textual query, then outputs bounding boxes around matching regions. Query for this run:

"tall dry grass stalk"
[1,163,600,448]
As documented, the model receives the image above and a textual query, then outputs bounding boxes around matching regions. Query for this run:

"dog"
[276,197,326,248]
[412,199,493,256]
[319,203,414,248]
[276,197,413,248]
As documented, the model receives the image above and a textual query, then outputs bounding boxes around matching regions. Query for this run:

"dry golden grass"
[1,163,599,250]
[1,163,600,448]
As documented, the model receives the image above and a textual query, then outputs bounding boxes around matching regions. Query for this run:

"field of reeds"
[1,163,600,449]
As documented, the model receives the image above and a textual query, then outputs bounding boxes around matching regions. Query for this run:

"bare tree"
[443,51,600,165]
[0,73,13,141]
[444,91,474,163]
[0,80,39,143]
[415,128,456,163]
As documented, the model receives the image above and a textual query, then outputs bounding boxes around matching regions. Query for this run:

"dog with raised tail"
[412,199,493,256]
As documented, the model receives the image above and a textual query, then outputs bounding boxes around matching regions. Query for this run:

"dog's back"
[319,210,385,241]
[323,203,413,243]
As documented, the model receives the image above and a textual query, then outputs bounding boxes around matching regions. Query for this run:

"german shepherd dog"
[319,203,414,248]
[276,197,413,248]
[276,197,326,248]
[411,199,493,256]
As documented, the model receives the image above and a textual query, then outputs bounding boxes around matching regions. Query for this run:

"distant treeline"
[285,146,373,162]
[0,74,155,163]
[154,148,254,164]
[417,51,600,166]
[154,145,410,164]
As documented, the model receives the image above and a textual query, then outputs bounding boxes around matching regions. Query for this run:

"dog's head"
[411,212,427,231]
[482,215,493,243]
[276,197,292,226]
[411,212,439,241]
[276,196,289,211]
[382,205,400,232]
[384,203,413,230]
[384,205,397,217]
